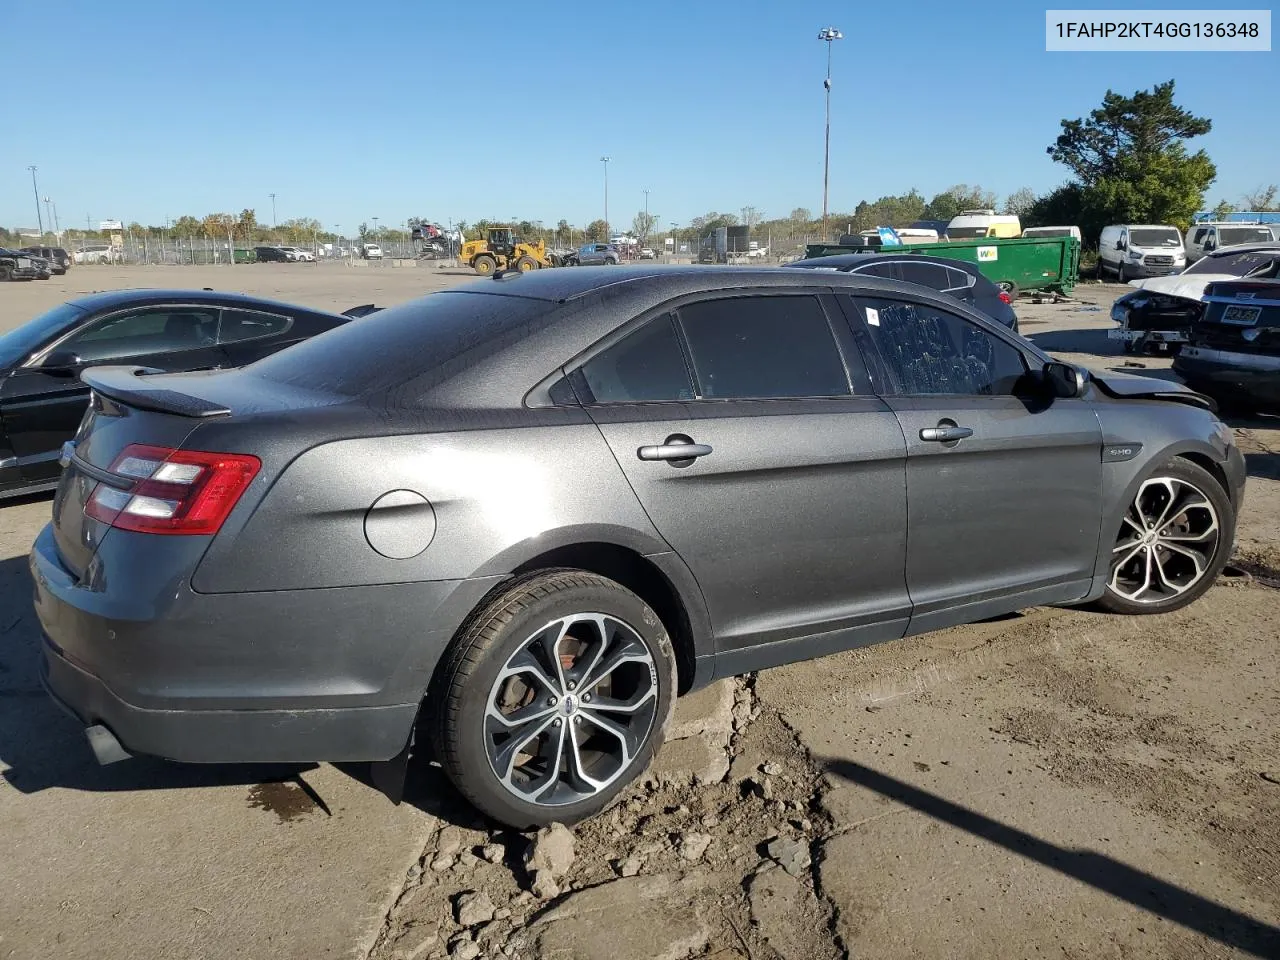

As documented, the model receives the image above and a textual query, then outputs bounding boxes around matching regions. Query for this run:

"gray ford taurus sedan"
[31,265,1246,828]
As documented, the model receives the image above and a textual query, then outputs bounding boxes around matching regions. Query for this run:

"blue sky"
[2,0,1275,234]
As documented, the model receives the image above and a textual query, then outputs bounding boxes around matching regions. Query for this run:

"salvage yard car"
[31,266,1244,830]
[783,252,1020,331]
[0,289,359,499]
[0,248,44,282]
[1173,278,1280,413]
[1109,242,1280,354]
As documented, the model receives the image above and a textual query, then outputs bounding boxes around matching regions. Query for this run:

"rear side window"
[943,267,976,295]
[677,295,850,399]
[855,298,1028,396]
[851,261,899,280]
[897,261,951,293]
[579,316,694,403]
[62,307,219,362]
[219,309,291,344]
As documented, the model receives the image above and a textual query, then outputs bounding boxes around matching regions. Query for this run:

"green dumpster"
[802,235,1080,297]
[233,248,257,264]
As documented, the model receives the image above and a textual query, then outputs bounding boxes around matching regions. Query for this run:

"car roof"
[1206,241,1280,257]
[784,253,983,276]
[464,263,983,303]
[62,288,346,317]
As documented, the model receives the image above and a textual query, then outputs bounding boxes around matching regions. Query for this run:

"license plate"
[1222,305,1261,325]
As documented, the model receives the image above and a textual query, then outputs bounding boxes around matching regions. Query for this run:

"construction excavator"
[459,226,559,275]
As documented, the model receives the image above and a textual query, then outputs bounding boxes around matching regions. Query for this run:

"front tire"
[1117,262,1129,283]
[430,569,676,828]
[472,254,496,276]
[1096,458,1233,615]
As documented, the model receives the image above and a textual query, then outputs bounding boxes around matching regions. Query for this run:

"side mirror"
[1043,360,1087,399]
[1115,240,1126,251]
[1203,240,1216,252]
[41,349,85,373]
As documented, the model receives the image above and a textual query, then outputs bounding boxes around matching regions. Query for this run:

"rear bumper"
[30,522,503,763]
[40,639,418,763]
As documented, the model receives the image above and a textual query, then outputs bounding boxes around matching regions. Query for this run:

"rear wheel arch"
[506,541,704,693]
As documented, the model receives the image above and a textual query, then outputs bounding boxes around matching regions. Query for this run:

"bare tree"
[1003,187,1037,217]
[1242,184,1278,211]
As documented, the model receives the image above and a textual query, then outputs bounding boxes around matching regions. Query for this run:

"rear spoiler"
[80,367,232,419]
[341,303,383,318]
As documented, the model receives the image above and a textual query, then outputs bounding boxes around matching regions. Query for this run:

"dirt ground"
[1,265,1277,960]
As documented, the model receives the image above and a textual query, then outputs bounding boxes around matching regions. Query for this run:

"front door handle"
[920,425,973,443]
[637,442,713,461]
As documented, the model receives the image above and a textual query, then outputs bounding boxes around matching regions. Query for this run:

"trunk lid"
[50,367,229,580]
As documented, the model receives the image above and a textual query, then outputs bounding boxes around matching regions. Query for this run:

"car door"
[5,305,227,484]
[572,290,911,673]
[216,306,299,365]
[842,293,1104,634]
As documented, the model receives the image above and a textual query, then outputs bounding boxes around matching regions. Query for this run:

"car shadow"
[823,758,1280,957]
[1245,450,1280,481]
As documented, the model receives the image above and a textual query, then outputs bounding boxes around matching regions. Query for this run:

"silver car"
[577,242,620,265]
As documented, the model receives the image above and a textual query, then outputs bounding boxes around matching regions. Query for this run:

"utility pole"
[600,156,611,239]
[818,27,843,239]
[28,166,44,235]
[269,193,277,229]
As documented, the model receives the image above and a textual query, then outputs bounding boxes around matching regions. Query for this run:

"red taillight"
[84,443,261,535]
[998,291,1013,304]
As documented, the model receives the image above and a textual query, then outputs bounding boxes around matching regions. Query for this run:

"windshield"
[1129,229,1181,248]
[946,226,990,239]
[0,302,87,367]
[1219,227,1273,247]
[1185,250,1280,278]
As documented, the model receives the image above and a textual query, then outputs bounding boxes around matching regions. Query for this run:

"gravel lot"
[1,264,1277,960]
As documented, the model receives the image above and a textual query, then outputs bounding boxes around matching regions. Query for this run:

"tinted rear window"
[246,291,552,396]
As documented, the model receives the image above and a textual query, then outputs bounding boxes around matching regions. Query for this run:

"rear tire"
[1095,458,1233,616]
[472,254,497,276]
[430,569,676,829]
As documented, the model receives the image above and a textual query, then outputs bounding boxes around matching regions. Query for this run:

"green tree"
[1045,80,1215,234]
[1023,183,1085,230]
[924,185,996,222]
[172,215,201,236]
[1210,198,1236,220]
[583,219,608,242]
[237,208,258,241]
[1048,79,1211,183]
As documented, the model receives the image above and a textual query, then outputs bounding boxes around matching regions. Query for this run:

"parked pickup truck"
[803,234,1080,297]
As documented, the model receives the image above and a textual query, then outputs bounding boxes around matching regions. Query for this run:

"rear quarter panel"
[190,416,673,593]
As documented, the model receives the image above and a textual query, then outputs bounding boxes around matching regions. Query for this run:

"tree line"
[6,81,1272,254]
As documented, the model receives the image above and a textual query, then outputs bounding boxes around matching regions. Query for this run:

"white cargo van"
[1021,225,1082,242]
[1097,224,1185,282]
[1184,222,1275,263]
[945,209,1021,239]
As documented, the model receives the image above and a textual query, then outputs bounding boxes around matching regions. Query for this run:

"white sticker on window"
[865,306,880,326]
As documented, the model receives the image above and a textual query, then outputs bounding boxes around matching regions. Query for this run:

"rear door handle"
[637,442,713,461]
[920,426,973,443]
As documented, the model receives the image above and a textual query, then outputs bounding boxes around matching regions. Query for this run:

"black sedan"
[784,252,1019,331]
[0,289,356,499]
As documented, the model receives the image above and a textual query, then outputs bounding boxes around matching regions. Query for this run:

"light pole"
[269,193,277,230]
[600,156,611,239]
[372,217,380,244]
[642,188,650,244]
[670,221,677,259]
[28,165,44,236]
[818,26,843,239]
